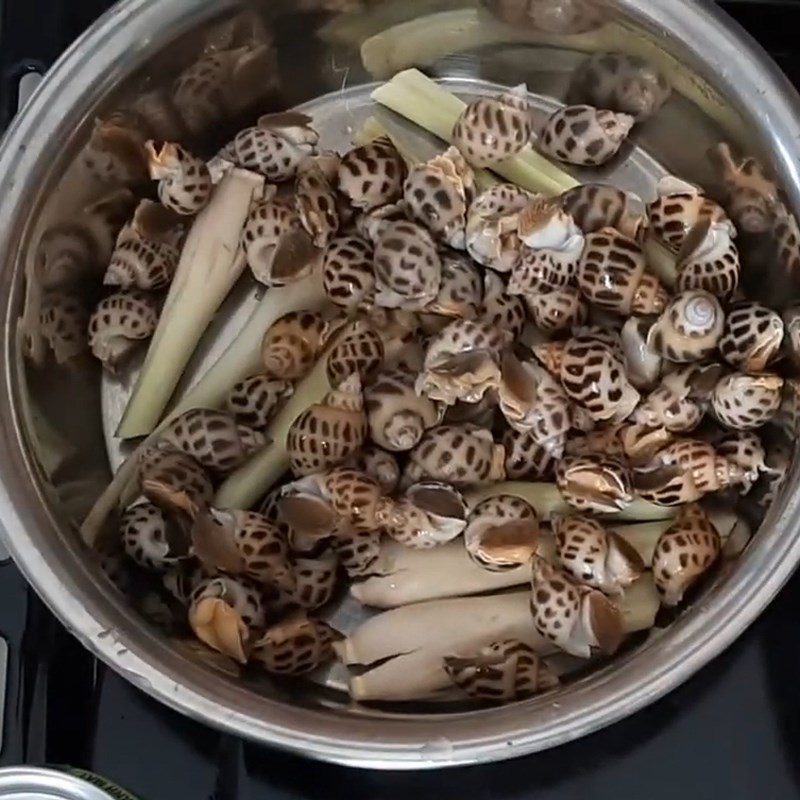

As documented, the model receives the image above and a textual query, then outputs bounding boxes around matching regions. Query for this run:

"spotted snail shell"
[560,331,640,423]
[295,151,340,248]
[322,234,376,312]
[121,499,190,571]
[190,507,295,595]
[261,310,328,380]
[138,445,213,521]
[647,290,725,363]
[40,292,89,364]
[537,105,634,166]
[464,495,539,572]
[326,319,384,388]
[718,302,784,373]
[480,270,526,338]
[497,352,572,457]
[556,454,634,515]
[530,557,624,658]
[88,290,159,374]
[675,218,740,298]
[365,368,442,452]
[634,438,746,506]
[292,551,339,611]
[347,445,401,494]
[251,613,340,675]
[577,227,668,315]
[188,575,266,664]
[286,373,367,477]
[652,503,721,607]
[337,136,406,211]
[226,375,293,431]
[444,640,559,702]
[502,428,558,481]
[711,372,784,431]
[160,409,266,473]
[526,286,588,333]
[403,146,476,249]
[417,318,510,406]
[145,141,213,216]
[561,183,646,240]
[382,481,468,549]
[553,515,645,595]
[715,431,767,493]
[452,85,532,168]
[404,423,506,487]
[427,253,484,320]
[647,175,732,251]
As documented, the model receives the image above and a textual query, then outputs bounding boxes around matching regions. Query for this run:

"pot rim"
[0,0,799,769]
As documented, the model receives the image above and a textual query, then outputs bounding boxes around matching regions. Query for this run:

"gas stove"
[2,2,800,798]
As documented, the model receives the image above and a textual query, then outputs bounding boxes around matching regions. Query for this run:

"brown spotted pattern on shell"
[286,374,367,476]
[498,353,571,457]
[647,290,725,363]
[337,136,405,211]
[427,253,484,319]
[81,112,149,186]
[719,302,784,373]
[191,508,295,595]
[365,367,442,452]
[525,287,588,333]
[292,551,338,610]
[417,318,510,405]
[403,146,476,248]
[444,640,559,702]
[145,141,213,216]
[40,292,89,363]
[509,247,576,297]
[88,290,159,373]
[561,184,645,240]
[323,234,376,312]
[217,112,319,182]
[553,515,644,595]
[675,219,741,298]
[295,152,340,248]
[189,575,266,663]
[326,320,384,388]
[452,86,532,168]
[652,504,721,606]
[404,423,506,487]
[121,499,189,571]
[321,468,390,532]
[382,481,468,549]
[242,197,319,287]
[556,455,633,514]
[373,220,442,310]
[559,332,640,423]
[647,176,731,251]
[226,375,293,431]
[634,438,745,506]
[261,310,328,380]
[577,228,668,315]
[161,409,266,473]
[537,105,634,166]
[711,372,784,431]
[530,557,623,658]
[502,428,558,480]
[715,431,767,493]
[139,445,213,520]
[480,270,526,338]
[334,527,382,577]
[466,183,533,271]
[568,53,672,121]
[464,495,539,571]
[251,613,340,675]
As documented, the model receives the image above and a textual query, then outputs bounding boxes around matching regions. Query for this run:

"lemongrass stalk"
[117,168,264,439]
[214,354,333,510]
[80,271,327,546]
[360,10,744,142]
[466,482,676,522]
[341,576,659,701]
[371,69,578,196]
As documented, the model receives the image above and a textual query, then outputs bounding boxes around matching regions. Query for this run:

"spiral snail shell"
[647,290,725,363]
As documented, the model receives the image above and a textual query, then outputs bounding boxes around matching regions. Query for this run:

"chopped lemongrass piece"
[371,69,578,196]
[117,168,265,439]
[466,482,677,522]
[80,271,328,546]
[340,577,659,701]
[214,352,333,510]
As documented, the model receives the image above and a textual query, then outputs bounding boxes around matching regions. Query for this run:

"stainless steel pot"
[0,0,799,769]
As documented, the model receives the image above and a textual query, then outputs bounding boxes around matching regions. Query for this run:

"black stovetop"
[3,2,800,798]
